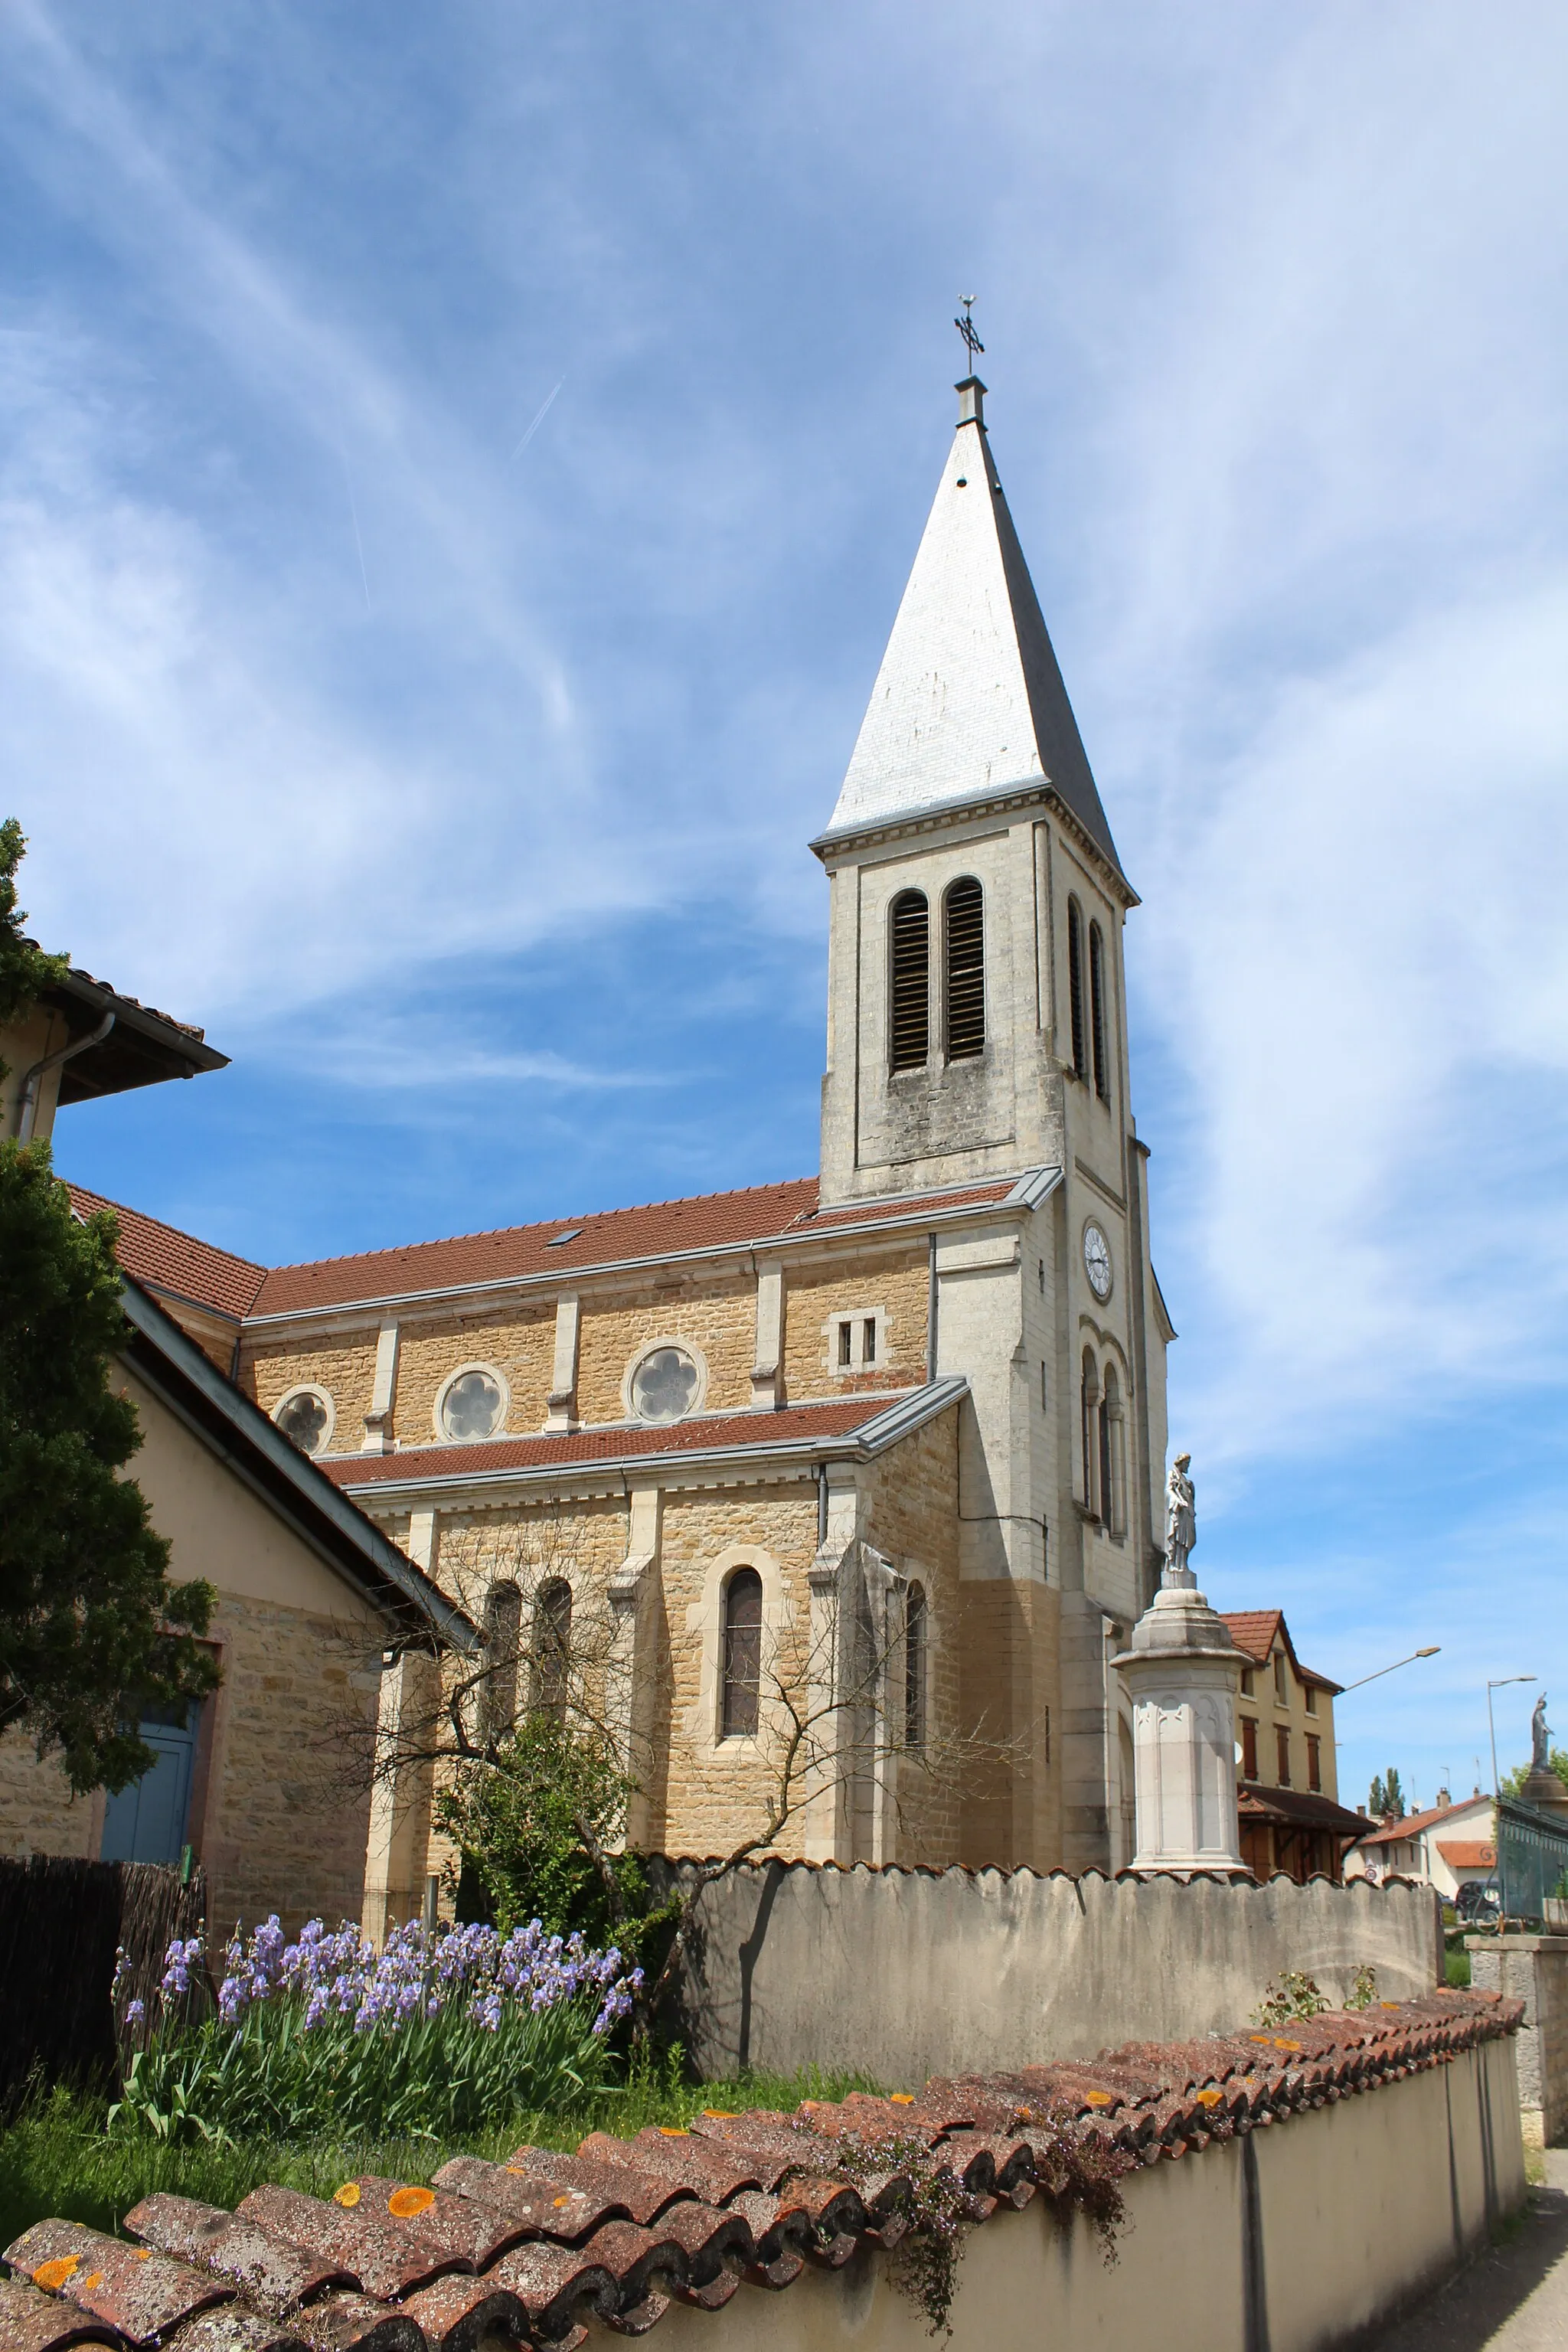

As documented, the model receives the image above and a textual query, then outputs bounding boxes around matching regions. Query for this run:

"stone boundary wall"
[651,2032,1524,2352]
[1468,1932,1568,2145]
[658,1858,1442,2080]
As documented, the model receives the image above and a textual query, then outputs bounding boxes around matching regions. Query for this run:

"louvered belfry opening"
[888,889,930,1071]
[943,877,985,1060]
[1089,920,1109,1101]
[1067,897,1088,1080]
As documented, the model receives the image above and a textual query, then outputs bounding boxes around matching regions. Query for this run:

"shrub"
[1252,1971,1329,2028]
[109,1916,640,2146]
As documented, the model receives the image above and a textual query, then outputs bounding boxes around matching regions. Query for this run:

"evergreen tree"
[0,818,67,1076]
[0,821,217,1793]
[0,1143,220,1792]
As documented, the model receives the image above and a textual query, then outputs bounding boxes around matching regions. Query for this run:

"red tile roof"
[321,1393,929,1489]
[68,1188,266,1321]
[1357,1798,1491,1849]
[250,1179,824,1315]
[0,1993,1519,2352]
[1235,1783,1369,1838]
[1436,1841,1497,1870]
[1219,1610,1339,1694]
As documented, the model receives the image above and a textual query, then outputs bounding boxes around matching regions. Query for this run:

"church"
[75,374,1187,1919]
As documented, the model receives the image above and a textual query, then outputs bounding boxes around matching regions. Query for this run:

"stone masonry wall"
[247,1334,381,1441]
[198,1588,383,1935]
[650,1484,821,1860]
[0,1732,97,1860]
[576,1278,758,1423]
[864,1409,962,1864]
[394,1305,556,1444]
[782,1251,928,1400]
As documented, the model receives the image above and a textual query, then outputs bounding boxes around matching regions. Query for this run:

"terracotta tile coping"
[2,1992,1520,2352]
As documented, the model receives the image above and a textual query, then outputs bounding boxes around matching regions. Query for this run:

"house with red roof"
[1218,1612,1367,1881]
[1344,1791,1498,1900]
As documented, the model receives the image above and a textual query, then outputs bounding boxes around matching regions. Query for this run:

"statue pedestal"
[1517,1766,1568,1822]
[1110,1577,1248,1877]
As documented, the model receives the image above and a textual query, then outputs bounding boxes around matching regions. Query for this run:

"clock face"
[1083,1222,1113,1302]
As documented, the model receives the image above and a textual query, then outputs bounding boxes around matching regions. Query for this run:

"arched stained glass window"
[483,1581,522,1740]
[721,1567,763,1739]
[531,1579,572,1717]
[904,1581,927,1749]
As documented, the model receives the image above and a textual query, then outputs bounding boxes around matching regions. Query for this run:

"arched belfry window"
[889,891,929,1072]
[1089,921,1109,1102]
[482,1581,522,1740]
[721,1566,763,1738]
[1080,1348,1099,1517]
[1067,899,1088,1082]
[531,1578,572,1718]
[904,1581,927,1749]
[1099,1364,1120,1536]
[943,877,985,1060]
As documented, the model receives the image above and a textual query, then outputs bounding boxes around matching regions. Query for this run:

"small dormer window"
[1273,1652,1289,1705]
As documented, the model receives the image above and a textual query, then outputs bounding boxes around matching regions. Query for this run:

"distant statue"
[1163,1453,1197,1584]
[1533,1692,1552,1772]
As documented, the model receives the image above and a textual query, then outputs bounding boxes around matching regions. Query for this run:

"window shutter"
[943,877,985,1060]
[889,891,929,1070]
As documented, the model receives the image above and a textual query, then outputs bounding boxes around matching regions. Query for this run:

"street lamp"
[1488,1677,1537,1801]
[1338,1646,1441,1695]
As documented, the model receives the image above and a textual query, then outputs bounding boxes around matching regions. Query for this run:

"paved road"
[1367,2151,1568,2351]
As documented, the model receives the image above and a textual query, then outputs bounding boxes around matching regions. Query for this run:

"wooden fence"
[0,1855,207,2107]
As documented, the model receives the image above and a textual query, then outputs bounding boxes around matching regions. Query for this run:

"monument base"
[1110,1582,1248,1877]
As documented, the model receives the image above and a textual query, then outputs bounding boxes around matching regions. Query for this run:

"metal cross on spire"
[954,296,984,369]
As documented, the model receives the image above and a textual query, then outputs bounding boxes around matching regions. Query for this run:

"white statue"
[1533,1692,1552,1772]
[1164,1452,1197,1586]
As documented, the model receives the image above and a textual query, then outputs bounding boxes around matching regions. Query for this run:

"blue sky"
[5,3,1564,1811]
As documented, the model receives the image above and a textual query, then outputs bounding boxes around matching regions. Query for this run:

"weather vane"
[954,296,984,369]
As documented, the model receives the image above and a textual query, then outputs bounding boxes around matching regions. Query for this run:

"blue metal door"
[100,1702,197,1865]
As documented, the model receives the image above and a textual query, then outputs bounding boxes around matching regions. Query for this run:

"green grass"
[0,2064,880,2256]
[1445,1943,1472,1988]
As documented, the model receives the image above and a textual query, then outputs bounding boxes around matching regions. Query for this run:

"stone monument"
[1110,1452,1248,1876]
[1518,1693,1568,1821]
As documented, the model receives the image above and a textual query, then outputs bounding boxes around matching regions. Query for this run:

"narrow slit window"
[943,877,985,1060]
[904,1582,927,1749]
[838,1321,853,1367]
[863,1317,877,1364]
[1098,1394,1113,1531]
[889,890,930,1071]
[721,1567,763,1739]
[531,1579,572,1718]
[1089,921,1109,1102]
[1067,899,1087,1080]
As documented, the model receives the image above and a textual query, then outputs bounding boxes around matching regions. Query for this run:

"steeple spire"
[822,379,1123,879]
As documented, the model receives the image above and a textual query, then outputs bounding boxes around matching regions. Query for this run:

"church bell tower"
[813,374,1172,1873]
[813,376,1134,1208]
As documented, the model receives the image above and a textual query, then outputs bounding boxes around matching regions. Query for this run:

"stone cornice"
[810,779,1138,910]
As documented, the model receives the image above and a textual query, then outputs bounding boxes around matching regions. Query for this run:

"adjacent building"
[1345,1792,1498,1901]
[1222,1611,1366,1882]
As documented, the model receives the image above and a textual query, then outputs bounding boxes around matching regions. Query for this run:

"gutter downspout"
[926,1233,939,1381]
[17,1011,115,1142]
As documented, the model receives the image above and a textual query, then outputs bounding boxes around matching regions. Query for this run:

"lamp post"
[1488,1677,1536,1801]
[1338,1645,1441,1696]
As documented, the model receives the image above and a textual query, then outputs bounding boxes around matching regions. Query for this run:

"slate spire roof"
[822,377,1124,880]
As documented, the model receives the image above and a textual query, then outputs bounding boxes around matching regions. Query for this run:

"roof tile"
[68,1189,266,1321]
[1,1994,1526,2352]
